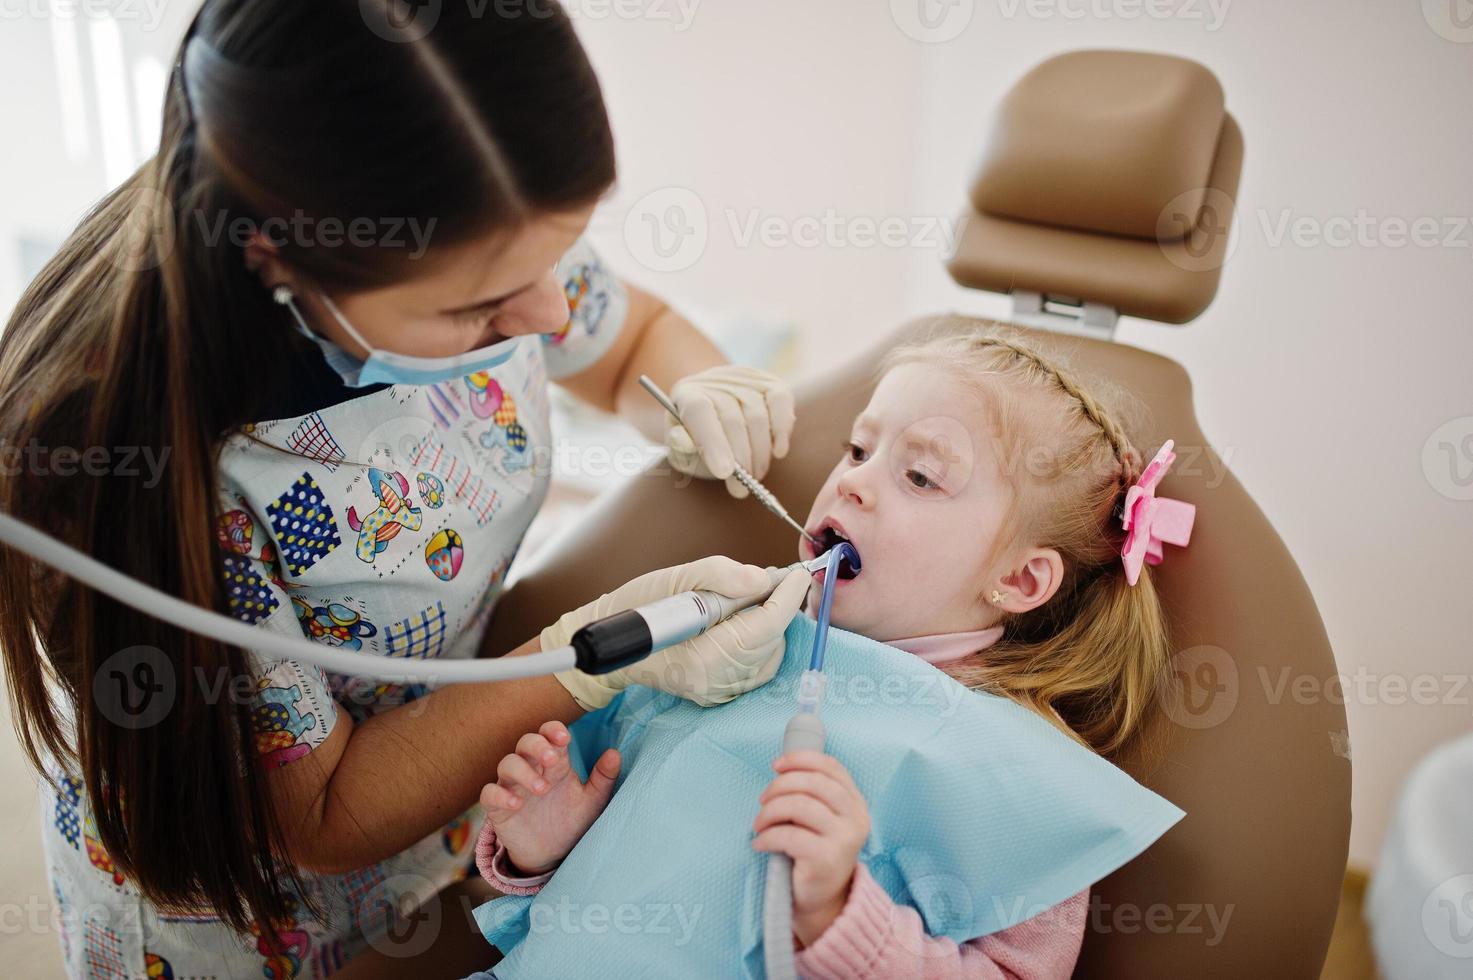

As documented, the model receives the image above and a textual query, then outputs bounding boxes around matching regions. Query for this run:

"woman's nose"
[495,272,570,336]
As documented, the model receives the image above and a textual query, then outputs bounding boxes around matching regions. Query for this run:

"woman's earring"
[989,589,1007,605]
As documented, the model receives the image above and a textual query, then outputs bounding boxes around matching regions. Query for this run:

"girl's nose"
[494,272,570,337]
[836,460,877,510]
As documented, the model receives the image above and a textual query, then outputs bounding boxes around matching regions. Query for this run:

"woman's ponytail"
[1,0,619,937]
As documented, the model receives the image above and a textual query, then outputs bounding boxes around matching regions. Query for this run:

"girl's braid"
[971,335,1143,503]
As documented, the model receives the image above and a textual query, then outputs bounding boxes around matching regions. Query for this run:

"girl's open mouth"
[815,524,861,579]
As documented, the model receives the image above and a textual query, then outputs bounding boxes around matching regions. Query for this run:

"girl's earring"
[990,589,1007,605]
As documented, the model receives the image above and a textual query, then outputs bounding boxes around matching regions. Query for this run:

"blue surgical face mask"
[273,285,522,388]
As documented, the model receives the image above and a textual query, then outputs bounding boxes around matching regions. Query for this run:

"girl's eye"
[906,469,939,490]
[842,440,868,464]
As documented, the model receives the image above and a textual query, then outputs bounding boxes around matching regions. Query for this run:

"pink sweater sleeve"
[794,865,1087,980]
[475,817,554,896]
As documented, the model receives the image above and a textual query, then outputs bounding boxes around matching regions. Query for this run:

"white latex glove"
[549,556,810,710]
[665,365,797,498]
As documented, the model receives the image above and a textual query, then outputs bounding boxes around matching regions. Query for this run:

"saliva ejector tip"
[809,541,860,580]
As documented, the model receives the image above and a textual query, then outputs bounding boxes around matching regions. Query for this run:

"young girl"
[474,325,1190,978]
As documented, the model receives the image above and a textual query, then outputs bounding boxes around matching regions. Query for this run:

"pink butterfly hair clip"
[1120,439,1196,586]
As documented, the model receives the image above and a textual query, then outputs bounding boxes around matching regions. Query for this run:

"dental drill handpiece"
[637,375,821,548]
[566,555,831,675]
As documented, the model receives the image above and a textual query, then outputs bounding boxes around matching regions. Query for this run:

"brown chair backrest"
[489,49,1349,980]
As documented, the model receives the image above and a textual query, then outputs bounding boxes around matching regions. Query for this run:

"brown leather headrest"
[948,50,1243,323]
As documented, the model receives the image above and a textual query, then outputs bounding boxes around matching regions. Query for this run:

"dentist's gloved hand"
[549,556,809,710]
[664,365,796,498]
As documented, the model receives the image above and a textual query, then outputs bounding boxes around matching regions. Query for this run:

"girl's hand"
[751,750,871,947]
[479,720,621,875]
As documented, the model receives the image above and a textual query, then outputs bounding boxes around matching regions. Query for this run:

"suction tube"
[763,541,857,980]
[0,510,575,683]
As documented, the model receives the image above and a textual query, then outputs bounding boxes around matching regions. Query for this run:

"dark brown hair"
[0,0,614,937]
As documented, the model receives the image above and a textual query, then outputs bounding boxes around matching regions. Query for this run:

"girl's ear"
[994,548,1065,614]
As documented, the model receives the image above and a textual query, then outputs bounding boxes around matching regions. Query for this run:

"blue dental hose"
[764,541,858,980]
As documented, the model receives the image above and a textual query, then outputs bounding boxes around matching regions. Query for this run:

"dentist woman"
[0,2,807,976]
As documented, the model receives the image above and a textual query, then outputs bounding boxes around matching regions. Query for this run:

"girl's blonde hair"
[884,318,1170,759]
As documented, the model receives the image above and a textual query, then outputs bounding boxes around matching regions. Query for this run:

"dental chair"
[489,50,1350,978]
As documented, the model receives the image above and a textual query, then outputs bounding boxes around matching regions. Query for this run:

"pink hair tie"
[1120,440,1196,586]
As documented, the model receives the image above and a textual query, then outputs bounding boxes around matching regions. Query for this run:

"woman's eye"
[906,469,938,490]
[843,441,868,464]
[451,307,496,327]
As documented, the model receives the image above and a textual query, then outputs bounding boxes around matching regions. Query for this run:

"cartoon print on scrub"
[466,372,532,475]
[423,527,464,582]
[84,917,129,980]
[252,680,319,768]
[53,776,127,887]
[424,380,468,430]
[346,468,424,565]
[264,472,342,577]
[442,813,472,856]
[219,505,287,624]
[291,597,378,650]
[285,411,347,472]
[313,938,347,978]
[250,894,311,980]
[548,260,609,347]
[415,472,446,508]
[407,428,502,527]
[143,951,175,979]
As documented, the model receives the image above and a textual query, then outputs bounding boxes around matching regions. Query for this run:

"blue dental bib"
[475,615,1183,978]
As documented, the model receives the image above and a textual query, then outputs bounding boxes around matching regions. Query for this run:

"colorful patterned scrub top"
[39,238,627,980]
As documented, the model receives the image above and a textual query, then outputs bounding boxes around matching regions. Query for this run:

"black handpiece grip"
[571,610,654,674]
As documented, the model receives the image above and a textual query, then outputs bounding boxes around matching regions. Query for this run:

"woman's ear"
[993,548,1065,614]
[242,232,296,292]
